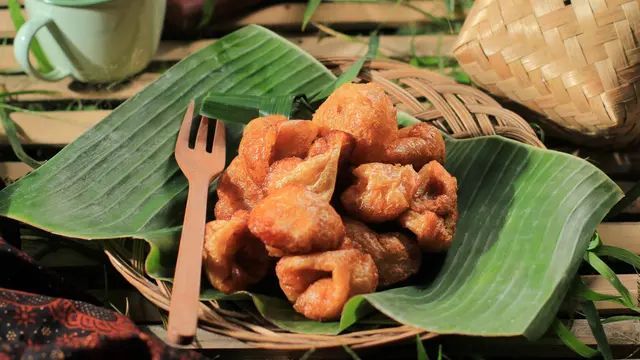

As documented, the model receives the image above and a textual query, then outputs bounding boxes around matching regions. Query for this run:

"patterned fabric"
[0,238,203,360]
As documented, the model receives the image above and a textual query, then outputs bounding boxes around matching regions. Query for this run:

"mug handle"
[13,16,70,81]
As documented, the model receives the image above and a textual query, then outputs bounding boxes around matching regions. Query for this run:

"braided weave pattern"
[454,0,640,146]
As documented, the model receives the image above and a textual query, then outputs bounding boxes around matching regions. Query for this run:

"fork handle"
[167,178,209,345]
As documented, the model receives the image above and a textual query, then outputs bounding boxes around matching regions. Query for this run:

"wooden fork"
[167,100,226,345]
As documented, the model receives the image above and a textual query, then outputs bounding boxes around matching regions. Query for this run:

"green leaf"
[587,232,601,251]
[553,319,599,358]
[601,315,640,324]
[452,70,471,84]
[0,107,43,169]
[310,32,379,102]
[584,252,636,309]
[397,110,422,127]
[342,345,362,360]
[582,299,613,360]
[356,136,621,339]
[574,282,623,303]
[416,335,429,360]
[0,25,623,337]
[595,245,640,269]
[200,94,301,124]
[199,0,216,28]
[8,0,53,74]
[302,0,322,31]
[300,349,316,360]
[0,25,336,280]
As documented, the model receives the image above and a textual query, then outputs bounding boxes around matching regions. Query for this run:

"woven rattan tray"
[104,57,542,350]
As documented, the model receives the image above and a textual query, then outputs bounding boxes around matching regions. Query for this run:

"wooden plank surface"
[6,110,108,145]
[599,222,640,254]
[223,2,453,29]
[0,2,455,37]
[584,274,639,311]
[0,32,457,101]
[0,10,10,38]
[0,0,23,5]
[0,35,457,72]
[0,161,31,183]
[0,72,159,101]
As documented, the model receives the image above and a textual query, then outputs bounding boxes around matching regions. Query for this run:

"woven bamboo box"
[453,0,640,147]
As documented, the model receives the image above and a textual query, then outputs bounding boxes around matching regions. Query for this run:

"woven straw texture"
[453,0,640,147]
[105,58,542,350]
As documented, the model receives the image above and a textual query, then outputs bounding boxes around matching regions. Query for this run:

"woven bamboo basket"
[453,0,640,147]
[103,58,543,350]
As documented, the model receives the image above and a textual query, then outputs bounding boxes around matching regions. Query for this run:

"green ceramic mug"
[14,0,166,83]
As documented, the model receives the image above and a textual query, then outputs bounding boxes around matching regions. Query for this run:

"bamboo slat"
[6,110,108,145]
[0,2,455,38]
[222,1,453,29]
[0,161,31,183]
[143,325,251,349]
[0,10,10,38]
[584,274,639,311]
[0,72,159,101]
[599,222,640,254]
[0,35,458,71]
[0,0,23,5]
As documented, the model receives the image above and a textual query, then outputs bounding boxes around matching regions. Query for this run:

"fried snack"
[276,249,378,321]
[215,157,265,220]
[248,186,345,255]
[264,146,340,201]
[238,115,287,184]
[385,123,446,169]
[341,163,418,223]
[341,218,421,287]
[312,83,398,164]
[203,211,270,294]
[274,120,319,160]
[399,161,458,252]
[307,130,356,166]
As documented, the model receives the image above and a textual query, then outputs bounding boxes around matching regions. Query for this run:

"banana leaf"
[0,25,622,339]
[0,25,336,278]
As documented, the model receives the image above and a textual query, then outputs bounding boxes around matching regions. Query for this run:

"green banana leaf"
[0,25,622,339]
[0,25,336,278]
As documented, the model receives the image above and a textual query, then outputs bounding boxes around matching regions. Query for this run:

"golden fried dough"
[276,249,378,321]
[274,120,319,160]
[238,115,287,184]
[399,161,458,251]
[248,186,345,255]
[341,218,421,287]
[203,211,270,294]
[312,83,397,164]
[215,157,265,220]
[264,147,340,201]
[307,130,355,166]
[341,163,419,222]
[385,123,446,169]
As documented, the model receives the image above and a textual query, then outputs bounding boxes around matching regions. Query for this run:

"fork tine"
[178,100,195,145]
[212,120,226,162]
[195,116,209,150]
